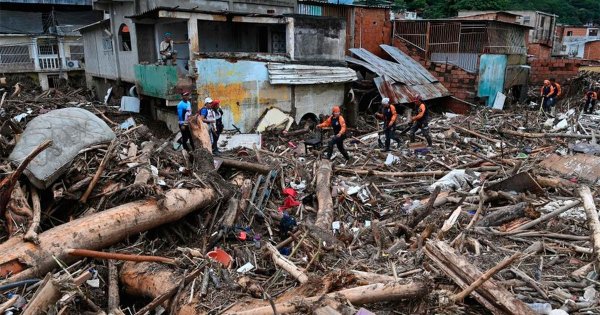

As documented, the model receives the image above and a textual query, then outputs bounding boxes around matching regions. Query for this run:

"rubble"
[1,79,600,315]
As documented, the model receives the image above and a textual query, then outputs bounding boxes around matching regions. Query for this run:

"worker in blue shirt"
[177,91,195,151]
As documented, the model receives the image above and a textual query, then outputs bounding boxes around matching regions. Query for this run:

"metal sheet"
[267,63,357,85]
[380,44,438,83]
[478,54,507,107]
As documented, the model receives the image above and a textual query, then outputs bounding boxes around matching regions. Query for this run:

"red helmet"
[212,99,221,107]
[411,94,422,103]
[332,106,341,114]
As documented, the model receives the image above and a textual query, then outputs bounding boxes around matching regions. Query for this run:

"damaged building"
[0,0,102,90]
[392,17,531,107]
[79,0,357,133]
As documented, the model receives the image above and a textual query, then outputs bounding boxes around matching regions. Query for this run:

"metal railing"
[0,44,35,71]
[38,55,61,70]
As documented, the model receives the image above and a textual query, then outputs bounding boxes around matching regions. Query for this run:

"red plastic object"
[207,248,232,268]
[238,231,247,241]
[282,188,297,198]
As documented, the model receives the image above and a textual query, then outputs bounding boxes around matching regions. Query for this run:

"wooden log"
[188,117,212,152]
[425,240,536,315]
[225,281,429,315]
[23,270,92,315]
[500,128,593,139]
[238,179,253,216]
[221,197,240,228]
[579,185,600,272]
[67,248,175,265]
[0,295,18,313]
[5,184,32,236]
[217,158,272,174]
[510,200,581,232]
[108,260,120,315]
[23,186,41,244]
[120,262,180,299]
[408,186,441,228]
[315,160,333,231]
[452,125,500,143]
[335,166,500,178]
[0,188,218,283]
[476,202,531,227]
[132,141,156,186]
[266,243,309,284]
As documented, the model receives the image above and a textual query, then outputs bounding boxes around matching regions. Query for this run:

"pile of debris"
[1,83,600,315]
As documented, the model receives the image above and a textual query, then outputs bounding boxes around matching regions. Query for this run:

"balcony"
[0,40,84,73]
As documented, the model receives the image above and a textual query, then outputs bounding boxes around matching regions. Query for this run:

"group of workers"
[541,78,599,115]
[177,92,224,154]
[317,94,432,161]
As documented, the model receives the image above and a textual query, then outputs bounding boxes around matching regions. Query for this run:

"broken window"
[589,29,598,37]
[119,23,132,51]
[197,21,286,54]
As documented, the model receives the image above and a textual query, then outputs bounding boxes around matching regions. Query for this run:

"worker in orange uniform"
[317,106,350,161]
[540,80,555,114]
[584,89,598,114]
[549,78,561,115]
[409,94,433,147]
[375,98,401,152]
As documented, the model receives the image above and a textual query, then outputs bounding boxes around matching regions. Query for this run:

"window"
[539,16,545,27]
[38,44,58,55]
[118,23,132,51]
[589,29,598,37]
[69,45,84,61]
[0,45,30,64]
[523,16,531,25]
[567,31,573,36]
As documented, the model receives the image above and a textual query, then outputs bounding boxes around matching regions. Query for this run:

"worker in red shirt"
[409,94,432,147]
[584,89,598,114]
[317,106,350,161]
[540,80,555,113]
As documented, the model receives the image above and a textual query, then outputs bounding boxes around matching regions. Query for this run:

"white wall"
[82,26,118,79]
[112,2,138,83]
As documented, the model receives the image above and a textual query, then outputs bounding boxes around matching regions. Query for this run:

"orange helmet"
[332,106,341,114]
[544,80,550,85]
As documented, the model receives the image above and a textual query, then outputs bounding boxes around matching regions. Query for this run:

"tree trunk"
[188,117,213,152]
[315,160,333,230]
[266,243,309,284]
[579,185,600,272]
[476,202,531,227]
[218,158,272,174]
[226,281,429,315]
[120,261,181,299]
[0,188,217,283]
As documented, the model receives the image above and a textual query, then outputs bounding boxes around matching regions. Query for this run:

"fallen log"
[225,281,429,315]
[579,185,600,272]
[0,187,218,283]
[108,260,121,315]
[23,186,41,243]
[266,243,309,284]
[218,158,272,174]
[453,125,500,143]
[315,160,334,231]
[500,128,593,139]
[425,240,536,315]
[408,186,441,228]
[510,200,581,233]
[67,248,176,265]
[335,166,500,178]
[476,202,532,227]
[23,270,92,315]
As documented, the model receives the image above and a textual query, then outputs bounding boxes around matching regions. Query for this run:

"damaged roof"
[267,63,357,85]
[346,45,450,103]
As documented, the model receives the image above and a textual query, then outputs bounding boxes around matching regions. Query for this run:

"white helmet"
[204,97,213,104]
[381,97,390,105]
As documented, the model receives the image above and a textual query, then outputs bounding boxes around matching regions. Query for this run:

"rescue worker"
[200,97,219,154]
[176,91,195,151]
[548,78,562,115]
[212,99,224,143]
[584,89,598,114]
[317,106,350,161]
[375,98,401,151]
[409,94,433,147]
[540,80,555,113]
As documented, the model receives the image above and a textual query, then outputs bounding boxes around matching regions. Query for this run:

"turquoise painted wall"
[478,54,507,107]
[134,65,179,100]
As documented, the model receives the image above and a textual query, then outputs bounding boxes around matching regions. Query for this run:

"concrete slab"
[9,108,116,189]
[217,133,262,151]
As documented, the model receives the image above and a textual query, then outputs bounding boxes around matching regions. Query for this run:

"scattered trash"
[120,117,136,130]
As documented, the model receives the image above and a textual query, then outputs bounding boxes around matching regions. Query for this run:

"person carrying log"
[176,91,195,151]
[200,97,219,154]
[317,106,351,161]
[540,80,555,114]
[409,94,433,147]
[583,89,598,114]
[375,98,401,152]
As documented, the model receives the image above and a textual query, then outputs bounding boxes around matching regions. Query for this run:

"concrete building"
[393,18,531,106]
[80,0,357,132]
[458,10,558,59]
[554,24,600,58]
[0,0,102,90]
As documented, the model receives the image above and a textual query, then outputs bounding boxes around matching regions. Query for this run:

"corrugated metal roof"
[346,45,450,103]
[267,63,357,85]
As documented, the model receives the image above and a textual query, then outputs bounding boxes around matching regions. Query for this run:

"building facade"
[0,0,102,89]
[554,24,600,58]
[80,0,357,132]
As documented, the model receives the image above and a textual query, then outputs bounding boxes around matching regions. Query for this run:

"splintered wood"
[1,82,600,314]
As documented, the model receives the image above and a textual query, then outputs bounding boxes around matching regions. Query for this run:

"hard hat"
[332,106,341,113]
[204,97,213,104]
[181,91,190,96]
[382,98,390,105]
[544,80,550,85]
[212,99,221,106]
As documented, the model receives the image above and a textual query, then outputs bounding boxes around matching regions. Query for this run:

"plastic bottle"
[525,303,552,315]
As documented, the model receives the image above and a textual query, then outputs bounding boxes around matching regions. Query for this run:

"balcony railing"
[38,55,61,70]
[0,42,84,72]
